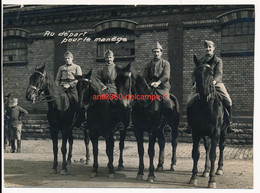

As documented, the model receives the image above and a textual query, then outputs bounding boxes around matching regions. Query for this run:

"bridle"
[78,78,93,109]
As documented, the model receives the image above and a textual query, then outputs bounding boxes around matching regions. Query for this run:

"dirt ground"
[3,139,253,191]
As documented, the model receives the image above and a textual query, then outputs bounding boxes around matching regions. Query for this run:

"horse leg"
[147,134,156,182]
[216,130,226,175]
[90,135,98,178]
[118,129,126,170]
[189,135,201,186]
[61,133,69,175]
[135,130,144,181]
[170,121,178,171]
[106,135,115,178]
[202,136,211,177]
[208,137,218,188]
[84,129,90,165]
[156,130,165,172]
[50,129,58,174]
[67,130,73,165]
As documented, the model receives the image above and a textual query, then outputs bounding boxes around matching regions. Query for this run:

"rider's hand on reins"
[151,81,161,88]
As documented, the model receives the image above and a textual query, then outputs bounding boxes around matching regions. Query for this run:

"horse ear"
[125,62,131,71]
[86,69,92,79]
[193,55,200,66]
[207,54,215,65]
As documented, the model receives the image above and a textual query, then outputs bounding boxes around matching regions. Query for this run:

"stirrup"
[226,123,236,134]
[115,122,124,131]
[183,124,192,134]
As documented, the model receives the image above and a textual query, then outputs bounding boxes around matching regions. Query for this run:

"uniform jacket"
[143,58,171,92]
[55,63,82,87]
[96,62,117,94]
[200,54,223,83]
[6,105,28,127]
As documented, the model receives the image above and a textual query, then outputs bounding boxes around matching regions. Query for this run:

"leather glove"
[151,81,161,88]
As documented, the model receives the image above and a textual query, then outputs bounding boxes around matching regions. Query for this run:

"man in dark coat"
[184,40,234,134]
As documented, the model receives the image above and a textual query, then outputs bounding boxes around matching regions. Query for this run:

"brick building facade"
[3,5,254,124]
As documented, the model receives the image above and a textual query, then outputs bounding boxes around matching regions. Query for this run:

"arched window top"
[93,19,138,33]
[216,8,254,25]
[3,28,30,38]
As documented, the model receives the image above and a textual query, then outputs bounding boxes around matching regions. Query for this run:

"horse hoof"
[156,166,163,172]
[60,170,67,175]
[51,169,58,174]
[208,182,217,188]
[90,172,97,178]
[118,165,124,171]
[216,169,224,175]
[108,173,115,179]
[136,175,143,181]
[189,178,198,186]
[170,165,175,171]
[67,160,71,165]
[202,171,209,177]
[147,176,155,183]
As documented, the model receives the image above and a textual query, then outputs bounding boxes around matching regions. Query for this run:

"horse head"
[116,62,134,108]
[193,55,215,102]
[26,64,47,103]
[77,69,93,109]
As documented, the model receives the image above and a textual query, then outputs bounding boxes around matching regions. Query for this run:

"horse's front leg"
[50,128,58,174]
[208,137,218,188]
[106,135,115,178]
[216,130,226,175]
[202,136,211,177]
[156,129,165,172]
[147,133,156,182]
[170,121,178,171]
[67,130,73,165]
[118,129,126,170]
[61,133,69,174]
[84,129,90,165]
[134,129,144,181]
[90,135,98,178]
[189,135,201,186]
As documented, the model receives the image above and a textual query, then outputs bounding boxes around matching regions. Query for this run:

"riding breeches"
[9,123,22,140]
[155,88,174,109]
[187,83,232,108]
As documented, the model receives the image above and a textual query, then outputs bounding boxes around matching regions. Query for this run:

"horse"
[77,70,130,178]
[115,63,180,182]
[187,55,228,188]
[25,64,78,174]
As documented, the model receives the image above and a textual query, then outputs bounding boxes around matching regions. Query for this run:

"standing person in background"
[6,98,28,153]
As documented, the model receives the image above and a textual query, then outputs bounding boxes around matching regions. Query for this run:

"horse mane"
[44,72,64,97]
[90,78,103,95]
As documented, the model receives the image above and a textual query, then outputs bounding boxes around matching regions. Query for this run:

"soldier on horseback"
[184,40,235,134]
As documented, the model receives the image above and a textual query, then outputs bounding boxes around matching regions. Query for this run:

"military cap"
[104,49,114,57]
[152,41,163,51]
[64,51,74,58]
[204,40,215,47]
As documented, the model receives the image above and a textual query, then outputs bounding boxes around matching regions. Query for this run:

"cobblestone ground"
[3,139,253,190]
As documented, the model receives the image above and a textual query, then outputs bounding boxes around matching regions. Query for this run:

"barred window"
[3,36,28,63]
[221,19,254,53]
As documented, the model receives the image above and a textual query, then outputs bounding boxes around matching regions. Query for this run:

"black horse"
[4,93,11,149]
[26,64,78,174]
[77,70,130,178]
[115,63,180,182]
[187,55,227,188]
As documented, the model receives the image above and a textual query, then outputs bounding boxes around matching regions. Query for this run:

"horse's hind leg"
[189,135,201,186]
[90,136,98,178]
[156,130,165,172]
[84,129,90,165]
[61,133,69,175]
[147,134,156,182]
[50,129,59,174]
[106,135,115,178]
[118,129,126,170]
[216,131,226,175]
[135,130,144,181]
[67,130,73,165]
[202,136,211,177]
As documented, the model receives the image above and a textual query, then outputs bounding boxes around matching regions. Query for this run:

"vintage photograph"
[2,1,256,191]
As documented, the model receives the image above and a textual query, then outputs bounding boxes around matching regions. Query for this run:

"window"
[221,19,254,53]
[3,36,28,63]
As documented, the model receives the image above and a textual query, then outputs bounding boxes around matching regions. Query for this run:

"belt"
[60,79,75,82]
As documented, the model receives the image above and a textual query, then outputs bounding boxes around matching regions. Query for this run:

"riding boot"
[17,140,21,153]
[226,106,236,133]
[11,139,16,153]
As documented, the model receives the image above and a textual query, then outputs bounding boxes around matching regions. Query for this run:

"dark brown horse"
[4,93,11,149]
[26,64,78,174]
[77,70,130,178]
[115,63,180,182]
[187,55,227,188]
